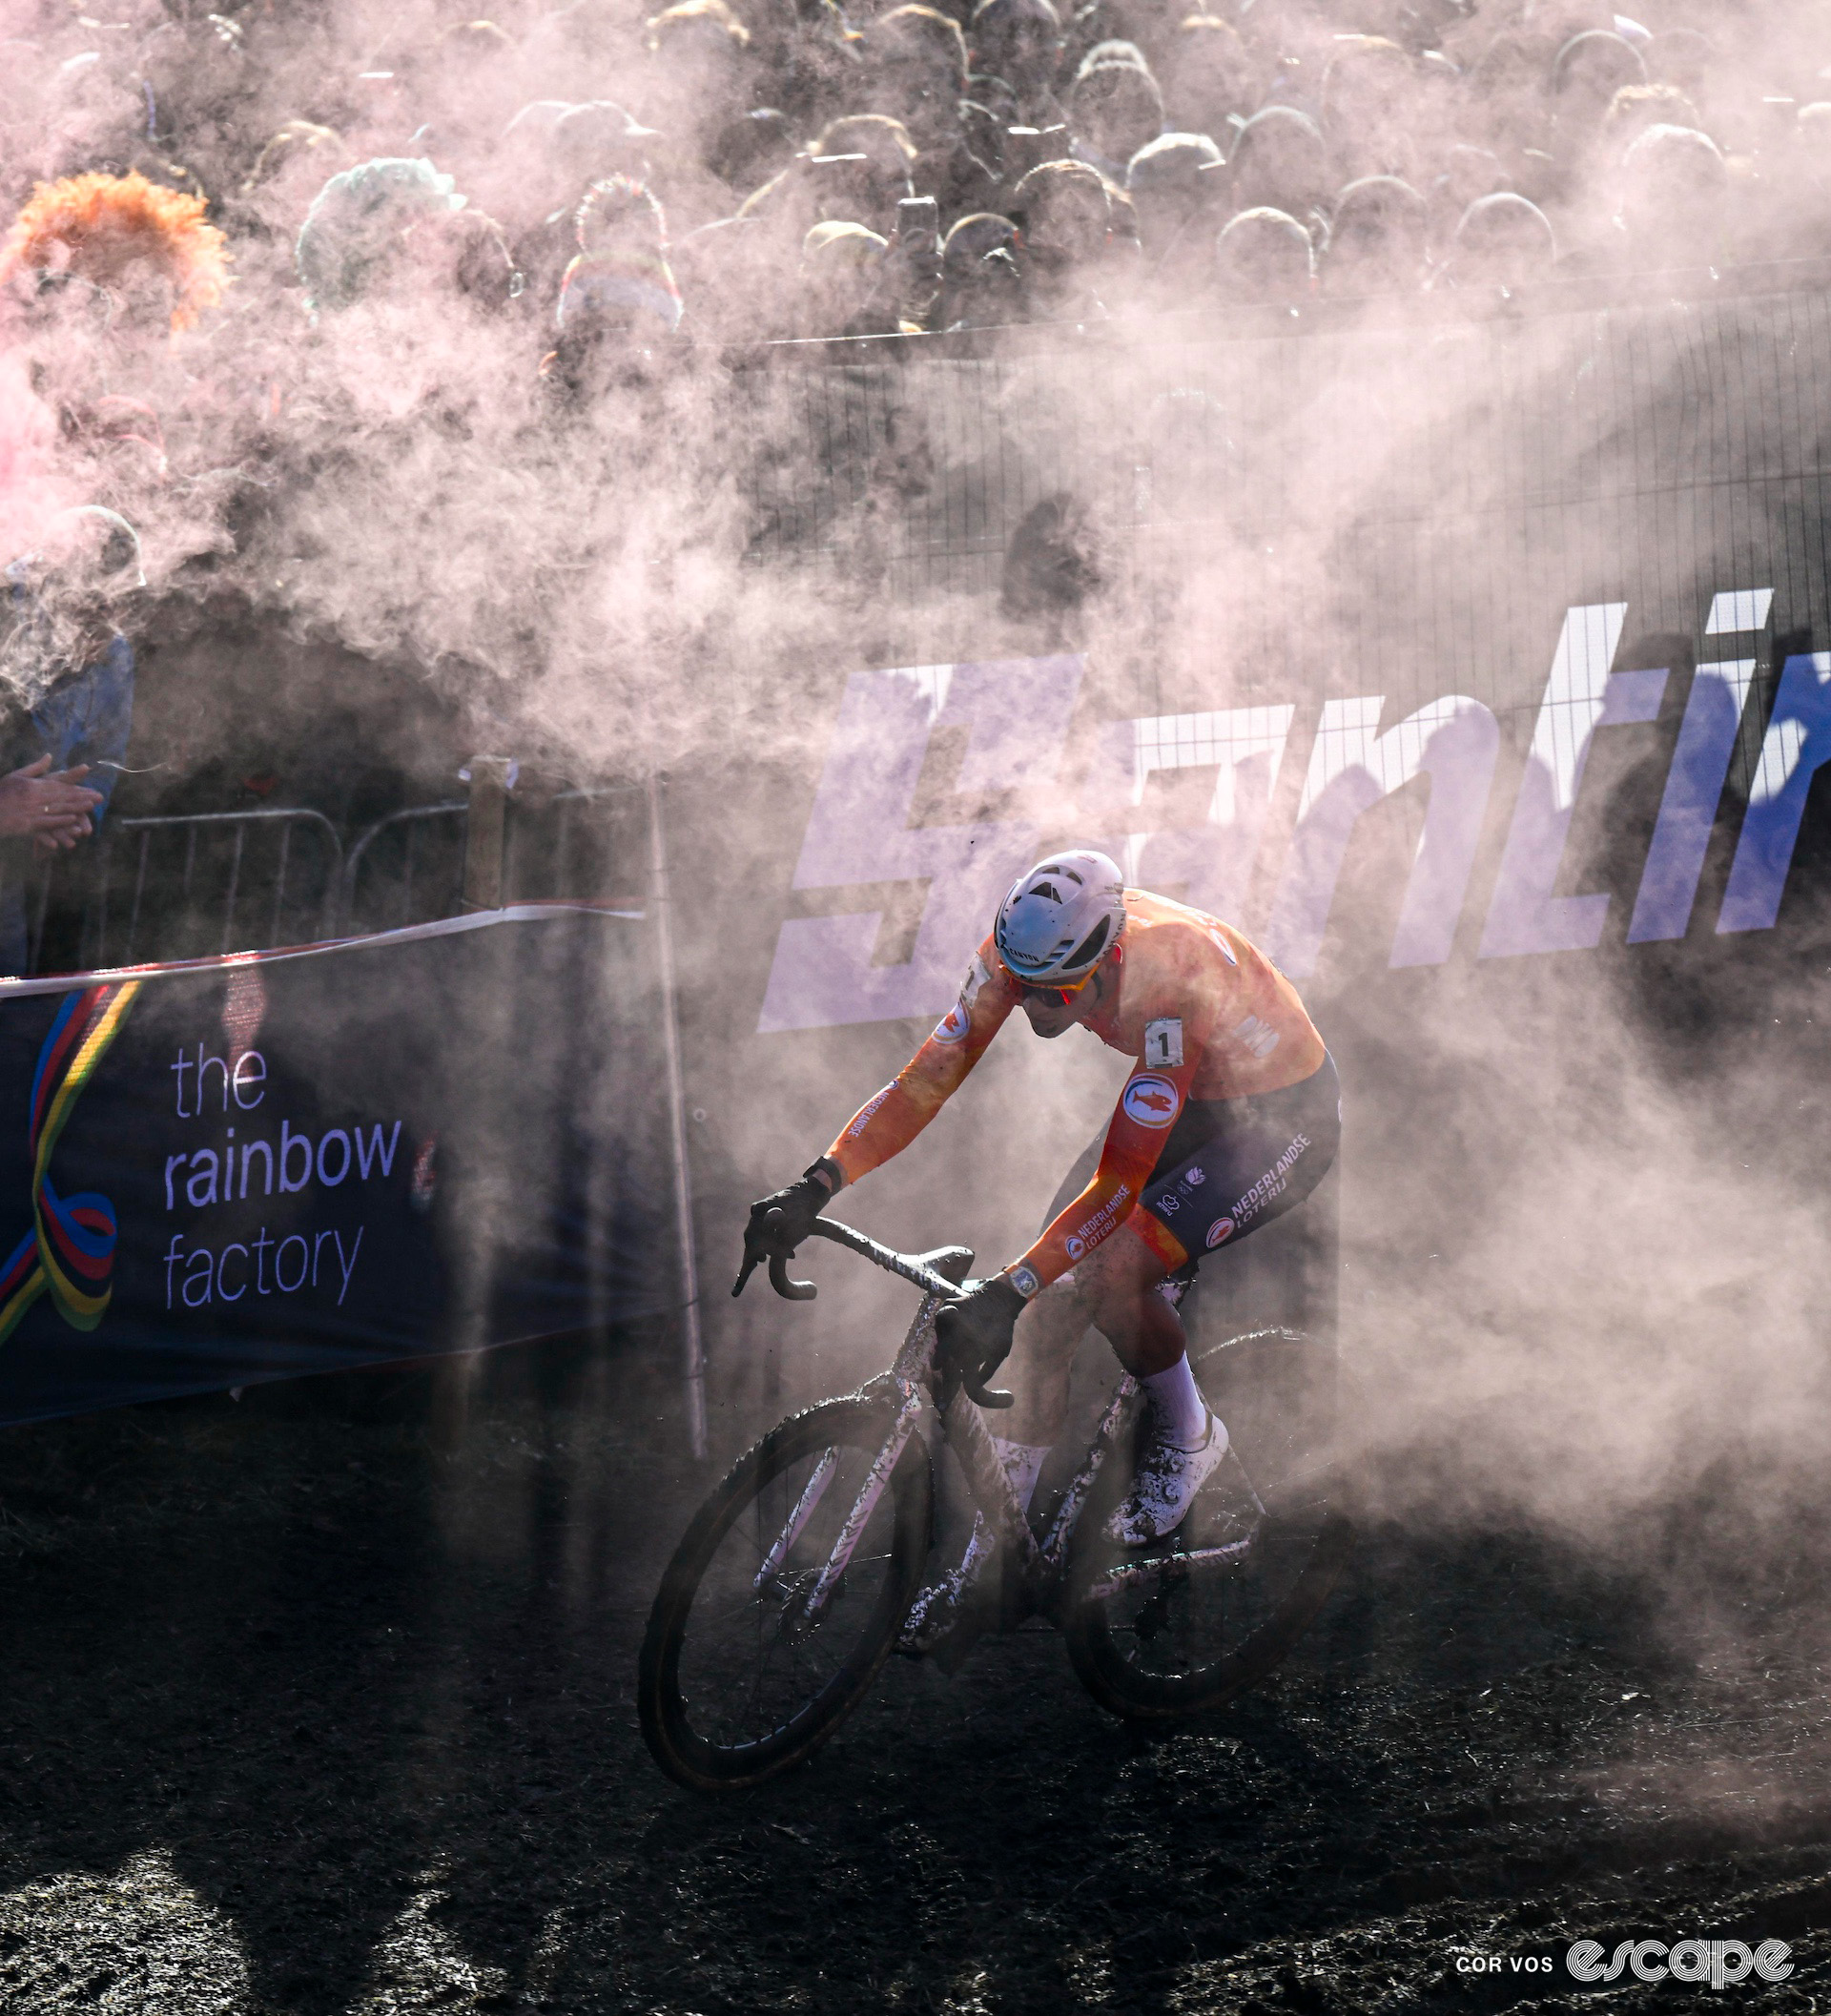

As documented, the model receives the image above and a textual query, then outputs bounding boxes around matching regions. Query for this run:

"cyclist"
[738,849,1339,1635]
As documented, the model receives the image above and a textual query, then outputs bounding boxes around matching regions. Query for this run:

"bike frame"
[787,1218,1265,1629]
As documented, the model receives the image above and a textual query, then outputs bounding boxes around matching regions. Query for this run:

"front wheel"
[1063,1329,1354,1722]
[638,1392,933,1791]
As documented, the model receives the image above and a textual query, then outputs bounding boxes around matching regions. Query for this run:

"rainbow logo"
[0,981,142,1345]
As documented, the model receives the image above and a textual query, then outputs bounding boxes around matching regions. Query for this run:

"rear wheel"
[638,1393,933,1790]
[1063,1329,1353,1722]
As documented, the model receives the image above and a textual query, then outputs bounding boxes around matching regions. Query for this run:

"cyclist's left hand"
[936,1272,1028,1406]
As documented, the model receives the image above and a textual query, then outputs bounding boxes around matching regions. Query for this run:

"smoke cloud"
[2,0,1830,1773]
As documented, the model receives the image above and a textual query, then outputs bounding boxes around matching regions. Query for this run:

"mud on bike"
[638,1217,1354,1792]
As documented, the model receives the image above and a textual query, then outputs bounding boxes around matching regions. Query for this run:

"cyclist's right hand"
[732,1159,841,1297]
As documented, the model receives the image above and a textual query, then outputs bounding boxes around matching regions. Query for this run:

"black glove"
[732,1158,841,1297]
[935,1271,1028,1409]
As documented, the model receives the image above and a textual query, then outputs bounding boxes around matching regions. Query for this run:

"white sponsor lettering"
[1230,1134,1310,1223]
[843,1087,893,1140]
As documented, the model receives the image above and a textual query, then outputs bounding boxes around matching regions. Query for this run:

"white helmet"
[995,850,1126,987]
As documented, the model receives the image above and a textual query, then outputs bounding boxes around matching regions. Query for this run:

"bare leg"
[1000,1280,1088,1446]
[999,1224,1184,1443]
[1073,1223,1185,1376]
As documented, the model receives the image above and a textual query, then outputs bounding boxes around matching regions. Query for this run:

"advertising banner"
[665,288,1831,1417]
[0,907,675,1426]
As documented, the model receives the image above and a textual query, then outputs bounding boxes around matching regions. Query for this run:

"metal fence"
[20,783,645,978]
[731,272,1831,754]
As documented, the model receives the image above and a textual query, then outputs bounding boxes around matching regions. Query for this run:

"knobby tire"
[1062,1332,1354,1722]
[639,1393,933,1791]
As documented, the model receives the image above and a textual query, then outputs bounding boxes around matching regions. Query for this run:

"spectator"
[971,0,1061,122]
[1001,490,1102,635]
[1011,157,1119,317]
[1126,131,1222,252]
[1069,52,1165,178]
[1321,35,1424,187]
[1213,204,1314,303]
[0,505,137,976]
[868,6,970,150]
[797,218,895,336]
[1225,106,1331,235]
[1439,189,1557,289]
[2,172,229,336]
[1160,15,1259,144]
[1615,121,1729,267]
[1322,175,1427,295]
[295,157,466,315]
[1600,82,1706,164]
[936,209,1019,324]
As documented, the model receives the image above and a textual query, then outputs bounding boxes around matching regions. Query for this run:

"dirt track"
[0,1347,1826,2015]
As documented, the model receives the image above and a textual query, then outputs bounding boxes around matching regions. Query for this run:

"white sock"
[990,1437,1049,1512]
[1141,1355,1212,1450]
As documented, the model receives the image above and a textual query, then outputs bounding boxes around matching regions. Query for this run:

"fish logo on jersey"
[1205,1217,1236,1248]
[1121,1075,1180,1128]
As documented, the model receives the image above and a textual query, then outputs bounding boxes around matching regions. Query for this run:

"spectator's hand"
[0,758,103,848]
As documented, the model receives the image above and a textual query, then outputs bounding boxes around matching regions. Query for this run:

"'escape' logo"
[1566,1939,1792,1987]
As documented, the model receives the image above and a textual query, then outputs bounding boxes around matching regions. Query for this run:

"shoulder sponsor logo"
[1121,1074,1180,1128]
[1143,1017,1183,1069]
[962,955,993,1009]
[1232,1013,1281,1059]
[1205,1217,1235,1248]
[1064,1234,1085,1260]
[1158,1193,1181,1214]
[1183,1165,1205,1187]
[933,999,971,1044]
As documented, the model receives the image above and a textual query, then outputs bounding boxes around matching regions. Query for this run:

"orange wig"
[2,172,229,331]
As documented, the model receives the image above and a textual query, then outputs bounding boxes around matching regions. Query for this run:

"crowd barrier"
[2,780,711,1452]
[0,907,680,1430]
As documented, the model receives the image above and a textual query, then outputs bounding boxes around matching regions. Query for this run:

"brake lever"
[732,1206,818,1301]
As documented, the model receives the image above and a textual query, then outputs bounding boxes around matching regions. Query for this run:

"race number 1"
[1143,1018,1183,1069]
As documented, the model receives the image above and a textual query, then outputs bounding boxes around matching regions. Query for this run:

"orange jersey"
[823,889,1326,1291]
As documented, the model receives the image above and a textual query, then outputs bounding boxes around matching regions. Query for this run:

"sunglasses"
[1018,971,1096,1007]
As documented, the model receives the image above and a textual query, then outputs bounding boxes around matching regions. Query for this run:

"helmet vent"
[1065,915,1110,971]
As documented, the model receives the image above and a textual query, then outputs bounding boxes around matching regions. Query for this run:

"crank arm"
[1084,1536,1258,1603]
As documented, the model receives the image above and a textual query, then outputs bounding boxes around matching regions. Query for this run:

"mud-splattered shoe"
[1105,1409,1229,1547]
[896,1515,996,1656]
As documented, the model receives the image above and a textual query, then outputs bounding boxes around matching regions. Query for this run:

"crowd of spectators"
[0,0,1828,957]
[2,0,1831,366]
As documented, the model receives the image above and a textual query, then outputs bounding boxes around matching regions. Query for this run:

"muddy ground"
[0,1341,1826,2015]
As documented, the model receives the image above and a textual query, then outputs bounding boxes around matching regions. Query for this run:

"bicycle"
[638,1216,1354,1792]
